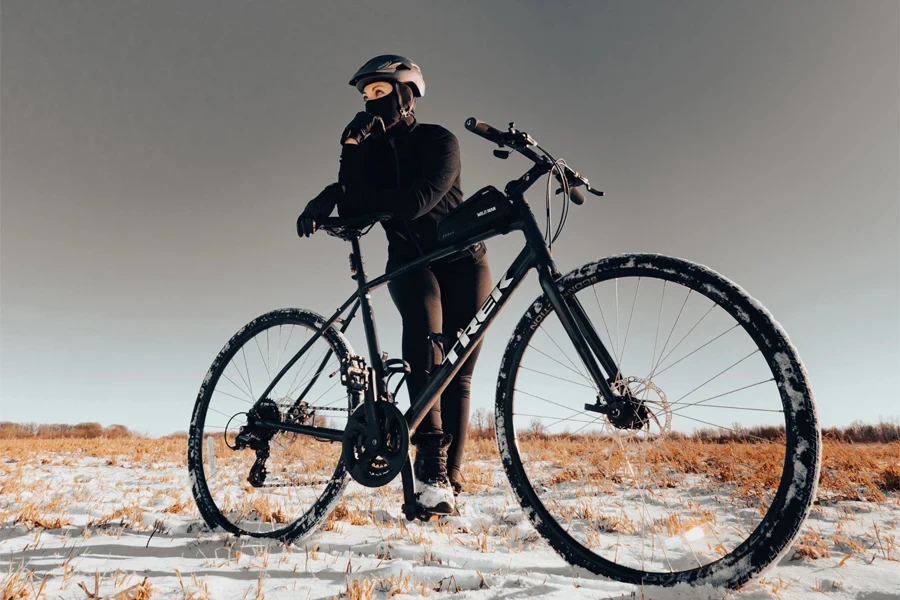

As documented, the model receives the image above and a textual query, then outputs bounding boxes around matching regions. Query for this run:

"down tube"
[406,248,534,432]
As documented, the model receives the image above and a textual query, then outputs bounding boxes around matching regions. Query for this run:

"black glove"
[297,183,343,238]
[340,111,386,145]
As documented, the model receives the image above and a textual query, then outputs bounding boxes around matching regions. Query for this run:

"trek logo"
[444,268,515,365]
[476,206,497,218]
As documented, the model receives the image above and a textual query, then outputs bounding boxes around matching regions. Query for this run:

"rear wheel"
[495,254,820,588]
[188,308,355,541]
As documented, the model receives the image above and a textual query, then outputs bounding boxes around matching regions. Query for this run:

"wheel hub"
[607,394,651,430]
[604,376,673,439]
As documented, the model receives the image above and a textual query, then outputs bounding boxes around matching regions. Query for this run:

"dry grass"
[0,424,896,597]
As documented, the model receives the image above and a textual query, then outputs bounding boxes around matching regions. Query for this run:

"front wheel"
[495,253,820,588]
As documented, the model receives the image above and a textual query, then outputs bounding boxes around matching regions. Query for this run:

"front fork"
[536,262,622,410]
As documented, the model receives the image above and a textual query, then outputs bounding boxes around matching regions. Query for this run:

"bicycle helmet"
[349,54,426,98]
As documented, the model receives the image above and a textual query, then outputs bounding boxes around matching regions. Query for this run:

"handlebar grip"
[569,188,585,206]
[465,117,505,145]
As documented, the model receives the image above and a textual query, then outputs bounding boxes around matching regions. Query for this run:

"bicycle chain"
[257,478,332,489]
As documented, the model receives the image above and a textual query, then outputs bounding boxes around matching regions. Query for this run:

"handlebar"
[464,117,506,146]
[465,117,603,204]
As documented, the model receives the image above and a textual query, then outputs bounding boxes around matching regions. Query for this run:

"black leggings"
[387,245,493,480]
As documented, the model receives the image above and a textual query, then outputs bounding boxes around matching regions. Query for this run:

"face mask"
[365,83,414,131]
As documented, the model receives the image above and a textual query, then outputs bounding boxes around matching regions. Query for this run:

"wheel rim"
[195,315,352,536]
[501,258,815,581]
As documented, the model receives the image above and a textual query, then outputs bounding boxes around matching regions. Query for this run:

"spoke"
[669,378,776,414]
[254,335,271,379]
[285,344,329,399]
[649,281,666,377]
[527,343,592,383]
[514,388,594,419]
[675,404,783,413]
[274,325,283,378]
[284,355,340,401]
[310,390,352,411]
[619,277,641,366]
[512,412,607,426]
[675,413,773,442]
[568,414,604,436]
[519,365,595,389]
[655,324,740,377]
[221,372,253,400]
[307,379,342,408]
[207,406,241,420]
[288,344,322,397]
[275,325,296,376]
[592,284,619,364]
[240,346,255,399]
[539,325,590,383]
[655,302,715,372]
[651,289,691,376]
[615,279,621,361]
[670,349,760,406]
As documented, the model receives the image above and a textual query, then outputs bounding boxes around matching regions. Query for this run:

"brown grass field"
[1,424,898,599]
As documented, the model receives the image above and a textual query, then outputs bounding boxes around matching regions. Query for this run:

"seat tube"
[350,237,386,382]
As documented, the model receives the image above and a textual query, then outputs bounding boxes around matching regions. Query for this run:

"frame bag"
[435,185,512,246]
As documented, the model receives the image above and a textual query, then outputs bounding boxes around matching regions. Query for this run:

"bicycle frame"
[257,158,622,444]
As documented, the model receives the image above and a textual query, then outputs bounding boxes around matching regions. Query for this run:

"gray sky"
[2,0,898,435]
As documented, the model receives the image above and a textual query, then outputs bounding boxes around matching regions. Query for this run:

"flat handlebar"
[464,117,506,146]
[465,116,603,204]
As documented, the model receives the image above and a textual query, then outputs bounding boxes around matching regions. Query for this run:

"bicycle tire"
[495,253,821,588]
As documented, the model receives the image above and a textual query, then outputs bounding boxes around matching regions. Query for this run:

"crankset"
[342,401,409,487]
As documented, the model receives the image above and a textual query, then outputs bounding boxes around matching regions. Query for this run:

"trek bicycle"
[188,117,821,588]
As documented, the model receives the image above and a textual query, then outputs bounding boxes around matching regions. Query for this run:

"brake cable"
[536,144,573,252]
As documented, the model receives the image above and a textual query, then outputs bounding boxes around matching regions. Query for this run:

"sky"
[2,0,898,436]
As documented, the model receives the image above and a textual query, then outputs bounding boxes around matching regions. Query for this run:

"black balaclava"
[365,81,416,133]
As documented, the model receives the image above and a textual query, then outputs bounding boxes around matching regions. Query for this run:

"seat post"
[349,236,387,384]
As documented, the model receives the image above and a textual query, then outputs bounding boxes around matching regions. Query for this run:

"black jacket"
[336,117,480,266]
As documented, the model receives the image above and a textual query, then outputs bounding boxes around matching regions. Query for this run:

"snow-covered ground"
[2,450,899,600]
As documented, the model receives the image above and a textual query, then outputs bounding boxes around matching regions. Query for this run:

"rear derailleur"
[231,398,317,487]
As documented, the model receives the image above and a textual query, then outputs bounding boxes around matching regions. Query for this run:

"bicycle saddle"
[317,212,393,240]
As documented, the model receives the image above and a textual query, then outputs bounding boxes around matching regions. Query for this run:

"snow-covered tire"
[188,308,354,542]
[495,253,821,588]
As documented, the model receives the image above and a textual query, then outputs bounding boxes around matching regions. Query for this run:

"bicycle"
[188,117,821,589]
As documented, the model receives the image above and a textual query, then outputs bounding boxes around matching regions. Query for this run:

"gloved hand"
[297,183,343,238]
[340,111,386,145]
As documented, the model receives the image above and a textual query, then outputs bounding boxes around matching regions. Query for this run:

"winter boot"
[411,432,456,517]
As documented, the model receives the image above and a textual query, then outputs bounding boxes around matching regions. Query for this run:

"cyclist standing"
[297,55,492,516]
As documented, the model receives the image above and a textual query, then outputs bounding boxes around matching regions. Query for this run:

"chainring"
[342,401,409,488]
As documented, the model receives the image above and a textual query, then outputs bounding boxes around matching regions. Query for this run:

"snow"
[2,452,898,600]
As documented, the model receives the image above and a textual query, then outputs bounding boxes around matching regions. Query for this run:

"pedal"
[340,355,369,392]
[412,503,459,522]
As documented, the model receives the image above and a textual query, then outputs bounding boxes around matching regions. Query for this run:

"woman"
[297,55,492,516]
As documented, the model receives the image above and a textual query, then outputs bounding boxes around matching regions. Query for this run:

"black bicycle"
[188,117,821,588]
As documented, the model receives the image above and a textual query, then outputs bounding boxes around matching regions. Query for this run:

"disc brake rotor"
[608,376,672,443]
[342,401,409,487]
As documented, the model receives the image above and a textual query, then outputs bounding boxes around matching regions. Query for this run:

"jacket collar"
[384,115,418,139]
